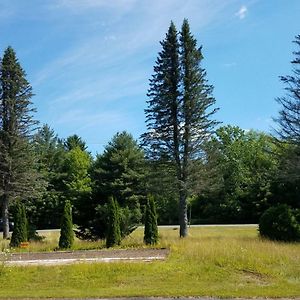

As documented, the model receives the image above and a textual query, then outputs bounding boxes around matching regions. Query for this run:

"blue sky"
[0,0,299,155]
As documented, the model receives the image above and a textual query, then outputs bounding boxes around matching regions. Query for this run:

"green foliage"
[32,127,92,230]
[259,204,300,242]
[30,124,66,229]
[145,160,179,225]
[119,205,142,238]
[93,131,145,205]
[63,147,92,195]
[106,197,121,248]
[10,202,28,247]
[272,35,300,212]
[0,46,39,238]
[77,131,144,240]
[144,195,158,245]
[62,146,92,225]
[268,143,300,210]
[64,134,87,151]
[193,126,279,224]
[142,20,218,237]
[59,200,74,249]
[275,34,300,145]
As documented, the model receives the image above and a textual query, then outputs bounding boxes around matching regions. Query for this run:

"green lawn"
[0,226,299,298]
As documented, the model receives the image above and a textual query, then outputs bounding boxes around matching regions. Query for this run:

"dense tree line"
[0,23,299,242]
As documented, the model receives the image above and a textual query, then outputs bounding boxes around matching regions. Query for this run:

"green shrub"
[144,195,158,245]
[259,204,300,242]
[119,204,142,238]
[10,202,28,247]
[59,200,74,249]
[106,197,121,248]
[28,224,45,242]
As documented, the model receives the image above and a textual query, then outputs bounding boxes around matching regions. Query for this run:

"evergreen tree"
[64,134,87,151]
[275,34,300,145]
[274,34,300,203]
[146,159,179,225]
[59,200,74,249]
[106,197,121,248]
[10,202,28,247]
[62,146,92,222]
[0,46,38,239]
[30,124,66,229]
[144,195,158,245]
[142,20,218,237]
[93,131,145,206]
[76,131,144,240]
[20,204,28,242]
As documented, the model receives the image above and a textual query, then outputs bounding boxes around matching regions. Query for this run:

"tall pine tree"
[143,20,218,237]
[273,35,300,207]
[0,47,38,239]
[275,35,300,145]
[274,35,300,184]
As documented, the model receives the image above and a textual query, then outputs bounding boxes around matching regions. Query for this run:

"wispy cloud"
[34,0,233,85]
[223,62,237,68]
[235,5,247,19]
[54,108,127,127]
[2,0,244,153]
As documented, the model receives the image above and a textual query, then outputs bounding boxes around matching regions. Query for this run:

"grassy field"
[0,226,299,298]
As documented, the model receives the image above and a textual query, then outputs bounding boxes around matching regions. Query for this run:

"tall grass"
[0,226,299,298]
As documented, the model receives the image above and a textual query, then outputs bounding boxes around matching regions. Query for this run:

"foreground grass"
[0,226,300,298]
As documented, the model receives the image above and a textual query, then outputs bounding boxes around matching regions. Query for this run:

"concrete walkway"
[4,248,169,266]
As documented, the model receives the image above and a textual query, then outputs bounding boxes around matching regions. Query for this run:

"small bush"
[259,204,300,242]
[144,195,158,245]
[10,202,28,248]
[106,197,121,248]
[28,225,45,242]
[59,200,74,249]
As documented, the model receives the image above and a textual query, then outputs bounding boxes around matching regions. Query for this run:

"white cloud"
[235,5,247,19]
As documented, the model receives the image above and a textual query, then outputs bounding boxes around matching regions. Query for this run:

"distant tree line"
[0,22,299,242]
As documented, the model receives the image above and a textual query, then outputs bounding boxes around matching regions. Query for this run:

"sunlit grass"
[0,229,106,252]
[0,227,158,252]
[0,226,299,298]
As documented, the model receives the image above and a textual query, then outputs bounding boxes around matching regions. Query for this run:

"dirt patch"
[240,269,270,286]
[5,248,169,266]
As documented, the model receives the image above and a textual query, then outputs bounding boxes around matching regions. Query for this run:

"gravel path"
[5,248,169,266]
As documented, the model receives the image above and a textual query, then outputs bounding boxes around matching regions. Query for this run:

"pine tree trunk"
[179,189,188,237]
[1,194,10,239]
